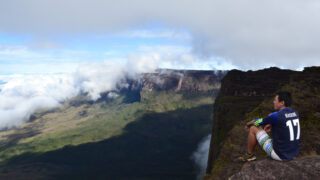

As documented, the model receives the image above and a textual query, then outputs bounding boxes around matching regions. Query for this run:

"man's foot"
[238,152,257,162]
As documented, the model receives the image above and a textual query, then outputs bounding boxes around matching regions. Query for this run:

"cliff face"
[141,69,224,92]
[205,67,320,180]
[70,69,225,106]
[0,69,225,180]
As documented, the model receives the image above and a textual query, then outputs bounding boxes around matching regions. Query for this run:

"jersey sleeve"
[254,112,278,126]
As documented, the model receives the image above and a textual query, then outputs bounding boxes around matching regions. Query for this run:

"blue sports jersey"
[254,108,300,160]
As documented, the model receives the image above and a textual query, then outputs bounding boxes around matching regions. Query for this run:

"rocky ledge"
[205,67,320,179]
[230,156,320,180]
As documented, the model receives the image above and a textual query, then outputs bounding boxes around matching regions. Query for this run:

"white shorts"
[256,130,282,161]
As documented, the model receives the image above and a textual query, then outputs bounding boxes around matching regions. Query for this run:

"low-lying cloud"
[0,53,163,129]
[0,47,226,129]
[0,74,77,128]
[73,62,127,100]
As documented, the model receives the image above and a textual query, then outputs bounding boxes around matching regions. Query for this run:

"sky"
[0,1,319,175]
[1,0,319,75]
[0,23,238,74]
[1,0,320,128]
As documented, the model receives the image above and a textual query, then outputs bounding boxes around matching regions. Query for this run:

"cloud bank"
[0,74,77,128]
[1,42,228,130]
[0,54,162,129]
[0,47,225,129]
[1,0,320,69]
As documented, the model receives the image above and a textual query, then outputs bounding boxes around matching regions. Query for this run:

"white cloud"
[73,62,127,100]
[1,0,319,129]
[1,0,320,70]
[0,74,78,128]
[107,92,119,99]
[126,53,161,77]
[0,44,99,74]
[113,29,191,40]
[0,44,90,62]
[0,96,59,128]
[138,45,191,55]
[0,52,167,129]
[0,45,37,58]
[135,45,237,70]
[0,42,232,75]
[26,40,62,50]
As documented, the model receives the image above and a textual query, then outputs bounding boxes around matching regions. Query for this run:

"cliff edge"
[230,156,320,180]
[205,67,320,179]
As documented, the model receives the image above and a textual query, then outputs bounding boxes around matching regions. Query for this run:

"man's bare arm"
[264,124,272,133]
[245,120,254,131]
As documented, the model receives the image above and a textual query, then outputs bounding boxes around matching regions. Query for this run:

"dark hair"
[276,91,292,107]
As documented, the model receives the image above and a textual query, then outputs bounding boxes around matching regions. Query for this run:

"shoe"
[238,152,257,162]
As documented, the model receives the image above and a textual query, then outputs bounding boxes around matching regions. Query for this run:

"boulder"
[229,156,320,180]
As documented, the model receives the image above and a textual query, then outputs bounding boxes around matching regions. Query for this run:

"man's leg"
[256,130,282,161]
[238,126,262,162]
[248,126,263,154]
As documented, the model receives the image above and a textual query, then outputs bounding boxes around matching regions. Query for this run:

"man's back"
[272,107,300,160]
[240,91,299,162]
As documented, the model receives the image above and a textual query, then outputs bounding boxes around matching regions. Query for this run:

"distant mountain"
[204,67,320,180]
[0,69,225,180]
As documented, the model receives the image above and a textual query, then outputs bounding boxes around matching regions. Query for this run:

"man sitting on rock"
[239,91,300,162]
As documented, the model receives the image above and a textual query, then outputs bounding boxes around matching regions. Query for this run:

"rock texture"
[141,69,224,92]
[62,69,226,107]
[0,69,226,180]
[220,67,296,96]
[230,156,320,180]
[205,66,320,180]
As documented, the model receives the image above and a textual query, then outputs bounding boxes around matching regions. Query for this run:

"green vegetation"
[206,67,320,180]
[0,90,216,179]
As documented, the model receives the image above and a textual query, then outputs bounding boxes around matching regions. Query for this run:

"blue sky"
[0,23,237,74]
[1,0,320,74]
[1,0,320,131]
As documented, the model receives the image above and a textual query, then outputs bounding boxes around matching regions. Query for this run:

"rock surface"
[230,156,320,180]
[141,69,224,92]
[205,66,320,180]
